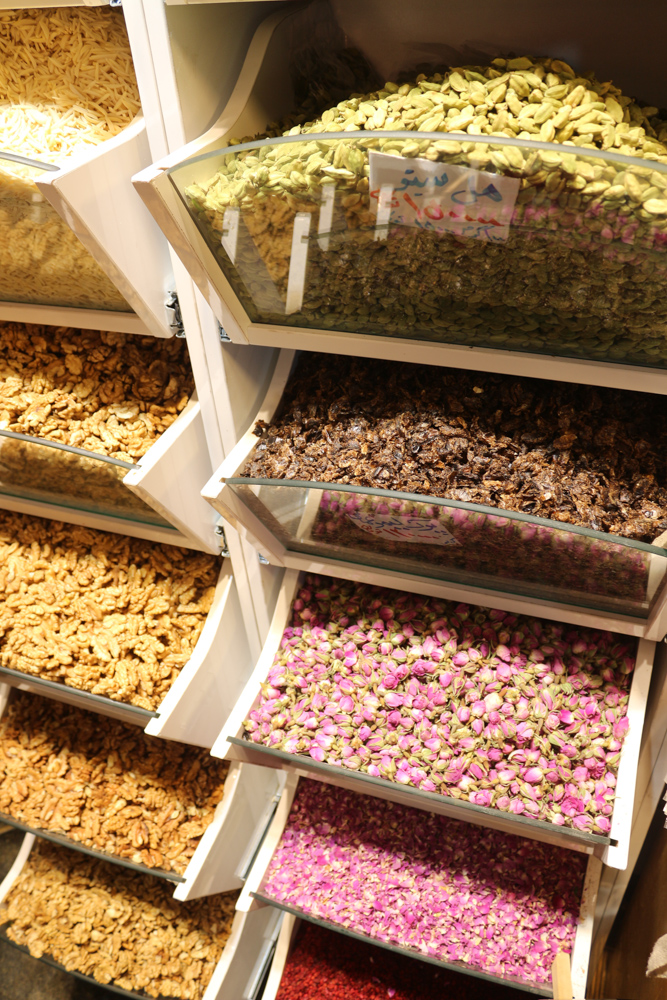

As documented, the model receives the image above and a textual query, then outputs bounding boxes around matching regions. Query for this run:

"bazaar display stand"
[0,1,665,999]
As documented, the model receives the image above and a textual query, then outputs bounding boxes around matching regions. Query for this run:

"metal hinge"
[214,523,230,557]
[109,0,123,8]
[166,292,185,338]
[218,323,231,342]
[258,552,269,565]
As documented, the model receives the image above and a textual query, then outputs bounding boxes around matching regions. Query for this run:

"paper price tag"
[369,150,520,242]
[346,508,460,547]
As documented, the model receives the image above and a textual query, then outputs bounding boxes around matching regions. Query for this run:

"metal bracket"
[166,292,185,338]
[109,0,123,7]
[214,522,230,557]
[258,553,270,565]
[218,323,231,342]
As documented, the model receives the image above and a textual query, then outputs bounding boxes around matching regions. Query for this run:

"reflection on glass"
[0,150,130,311]
[228,479,666,618]
[170,132,667,368]
[0,430,172,528]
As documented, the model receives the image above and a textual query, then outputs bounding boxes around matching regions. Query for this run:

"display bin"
[237,774,602,999]
[0,683,284,898]
[133,0,667,393]
[201,349,667,639]
[0,831,284,1000]
[0,557,254,745]
[261,913,568,1000]
[212,567,653,870]
[0,7,174,338]
[0,397,218,552]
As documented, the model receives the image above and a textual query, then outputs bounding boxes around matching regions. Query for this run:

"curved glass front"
[227,477,667,618]
[169,132,667,369]
[0,428,174,528]
[0,149,130,312]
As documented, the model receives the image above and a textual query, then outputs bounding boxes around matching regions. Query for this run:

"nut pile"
[244,574,634,834]
[262,780,587,985]
[0,841,238,999]
[0,323,194,461]
[187,56,667,366]
[0,691,229,874]
[244,353,667,544]
[0,511,220,710]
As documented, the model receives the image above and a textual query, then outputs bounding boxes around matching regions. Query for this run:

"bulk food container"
[238,775,602,998]
[0,833,283,1000]
[0,686,283,900]
[262,913,547,1000]
[0,5,173,337]
[0,510,252,744]
[134,0,667,391]
[0,322,218,550]
[202,350,667,639]
[213,568,654,870]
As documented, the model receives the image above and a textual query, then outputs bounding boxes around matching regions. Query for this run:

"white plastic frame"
[35,116,175,339]
[0,559,255,746]
[0,830,283,1000]
[237,774,602,999]
[133,1,667,394]
[201,350,667,640]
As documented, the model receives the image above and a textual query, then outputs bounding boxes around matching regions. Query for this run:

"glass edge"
[0,148,59,172]
[0,927,184,1000]
[0,811,185,882]
[0,665,159,719]
[167,128,667,177]
[228,737,610,847]
[227,477,667,557]
[251,895,552,997]
[0,427,137,470]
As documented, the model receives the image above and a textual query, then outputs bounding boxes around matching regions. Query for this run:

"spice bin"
[0,7,173,337]
[213,568,653,869]
[0,322,219,550]
[238,775,601,998]
[0,833,282,1000]
[0,510,253,744]
[262,913,544,1000]
[0,685,284,900]
[133,0,667,391]
[202,350,667,638]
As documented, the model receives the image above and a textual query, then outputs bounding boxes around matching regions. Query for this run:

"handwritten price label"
[369,151,520,241]
[346,508,460,547]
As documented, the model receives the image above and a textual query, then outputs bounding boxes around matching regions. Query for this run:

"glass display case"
[0,150,131,313]
[224,478,667,620]
[0,428,172,529]
[167,132,667,371]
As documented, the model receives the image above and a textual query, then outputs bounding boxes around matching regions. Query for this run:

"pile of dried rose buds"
[261,780,587,986]
[244,575,634,835]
